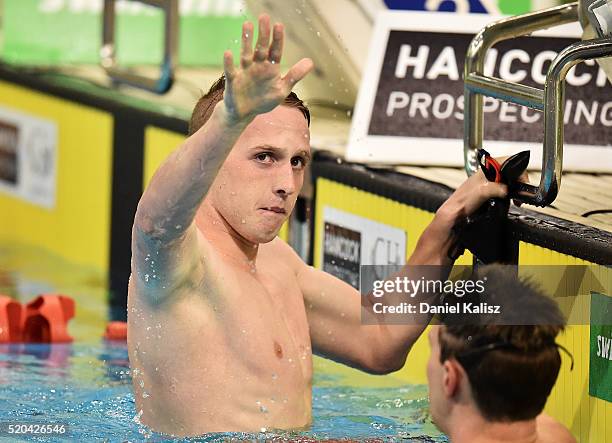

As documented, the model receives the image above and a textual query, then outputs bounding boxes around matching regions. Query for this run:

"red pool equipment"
[0,295,22,343]
[104,321,127,341]
[22,294,75,343]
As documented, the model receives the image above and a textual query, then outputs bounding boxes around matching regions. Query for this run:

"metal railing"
[101,0,178,94]
[464,2,612,206]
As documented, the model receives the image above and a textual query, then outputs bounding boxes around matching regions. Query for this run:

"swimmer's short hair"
[188,74,310,136]
[439,264,566,422]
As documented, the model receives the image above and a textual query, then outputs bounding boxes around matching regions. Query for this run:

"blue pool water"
[0,246,447,441]
[0,342,448,442]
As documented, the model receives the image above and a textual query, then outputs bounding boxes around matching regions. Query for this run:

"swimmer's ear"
[442,360,462,398]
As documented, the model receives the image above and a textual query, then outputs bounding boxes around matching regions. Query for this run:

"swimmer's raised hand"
[222,14,314,124]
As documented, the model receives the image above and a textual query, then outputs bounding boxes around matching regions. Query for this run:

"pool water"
[0,342,448,442]
[0,245,447,441]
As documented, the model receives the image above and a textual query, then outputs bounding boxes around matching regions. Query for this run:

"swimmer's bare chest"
[128,238,313,433]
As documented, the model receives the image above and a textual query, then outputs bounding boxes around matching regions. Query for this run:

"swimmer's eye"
[291,156,307,169]
[255,152,273,163]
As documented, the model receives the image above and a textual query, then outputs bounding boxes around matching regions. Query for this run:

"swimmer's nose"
[273,163,297,196]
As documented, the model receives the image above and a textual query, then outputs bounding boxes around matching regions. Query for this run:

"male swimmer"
[128,14,510,436]
[427,265,576,443]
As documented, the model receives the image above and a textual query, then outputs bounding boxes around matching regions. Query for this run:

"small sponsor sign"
[0,106,57,208]
[320,206,407,288]
[590,291,612,403]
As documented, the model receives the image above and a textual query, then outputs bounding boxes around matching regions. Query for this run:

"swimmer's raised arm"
[131,14,313,304]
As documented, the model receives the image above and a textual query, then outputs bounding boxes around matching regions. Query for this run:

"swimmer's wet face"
[207,104,310,244]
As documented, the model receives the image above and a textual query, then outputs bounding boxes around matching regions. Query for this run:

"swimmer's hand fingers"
[436,171,508,224]
[222,14,314,123]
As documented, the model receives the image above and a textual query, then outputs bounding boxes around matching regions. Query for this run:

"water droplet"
[271,60,276,64]
[316,31,321,37]
[175,224,182,230]
[241,219,246,224]
[133,409,143,424]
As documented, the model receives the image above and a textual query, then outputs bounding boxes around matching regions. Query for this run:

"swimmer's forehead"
[252,105,310,129]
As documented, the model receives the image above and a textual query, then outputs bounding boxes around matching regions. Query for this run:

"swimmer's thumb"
[283,58,315,88]
[484,182,508,200]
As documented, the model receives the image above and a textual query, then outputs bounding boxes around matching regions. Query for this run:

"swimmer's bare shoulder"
[536,414,576,443]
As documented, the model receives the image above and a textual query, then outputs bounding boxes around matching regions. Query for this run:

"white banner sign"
[348,11,612,172]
